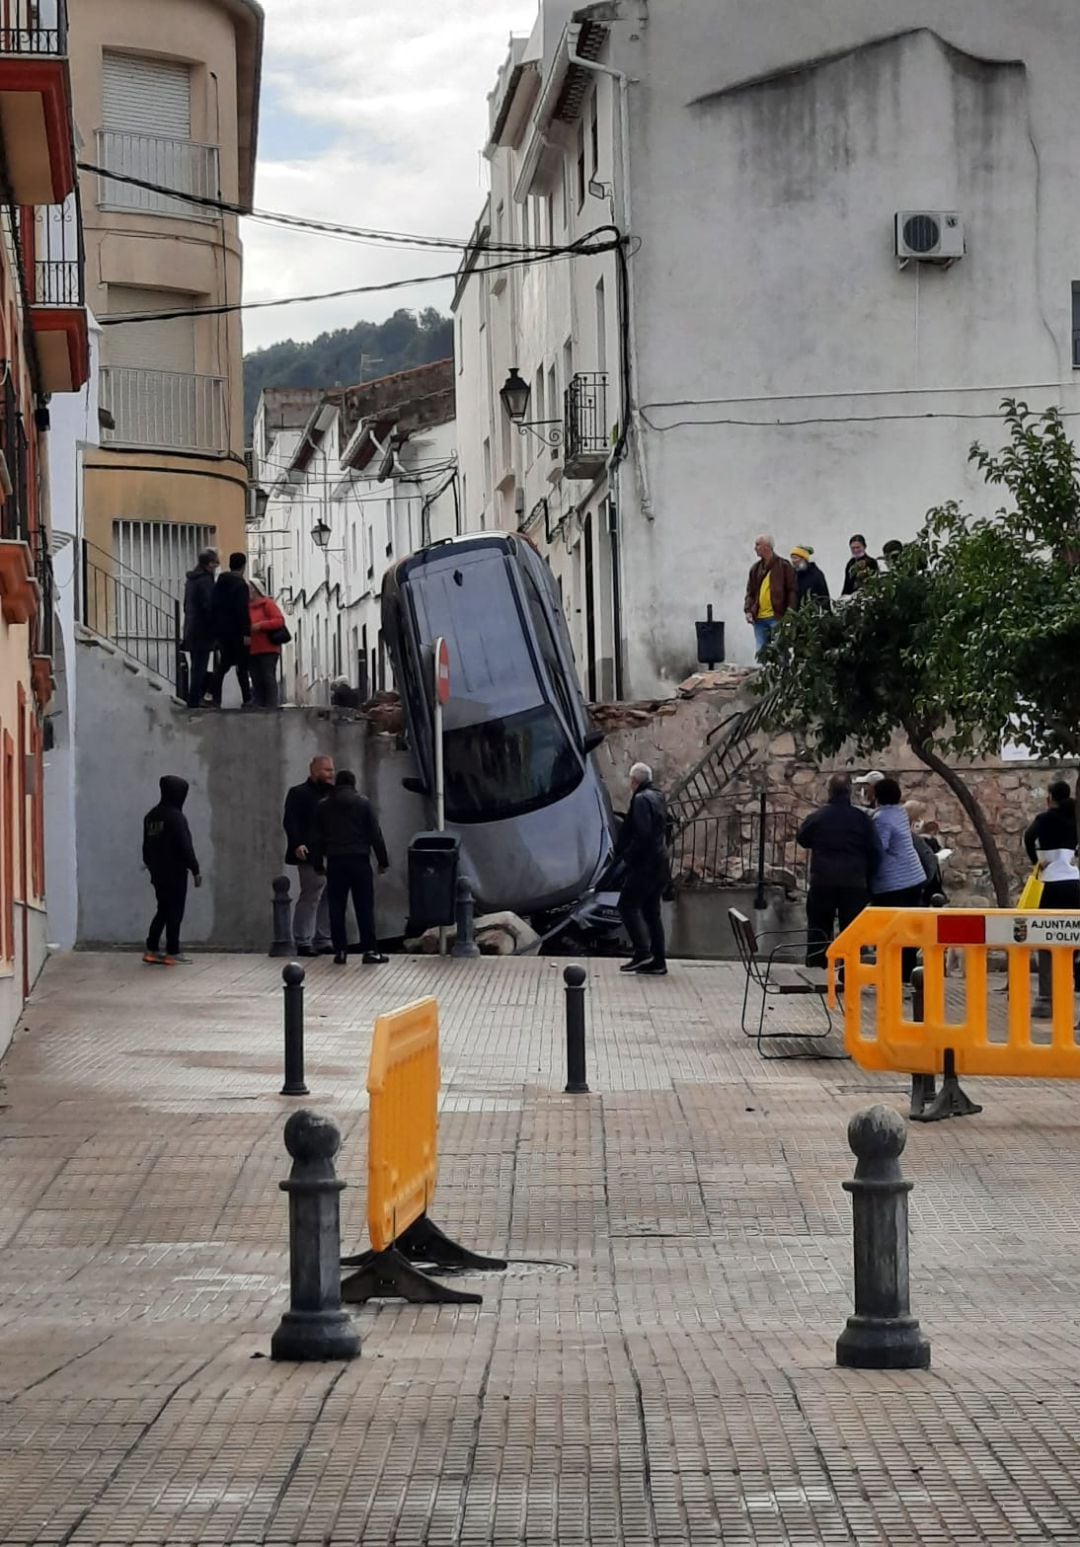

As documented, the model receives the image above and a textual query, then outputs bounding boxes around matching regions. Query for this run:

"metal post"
[435,691,446,956]
[908,966,937,1119]
[836,1105,930,1370]
[270,1110,360,1361]
[173,598,184,700]
[753,790,767,911]
[281,963,309,1097]
[564,964,589,1093]
[269,875,293,958]
[451,875,480,959]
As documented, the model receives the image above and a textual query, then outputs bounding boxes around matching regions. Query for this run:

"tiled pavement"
[3,954,1080,1544]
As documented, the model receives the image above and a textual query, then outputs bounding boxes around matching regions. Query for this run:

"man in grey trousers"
[283,754,335,955]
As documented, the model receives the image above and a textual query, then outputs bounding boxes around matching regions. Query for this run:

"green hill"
[243,306,454,437]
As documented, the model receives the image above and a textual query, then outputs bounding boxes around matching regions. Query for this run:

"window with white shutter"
[98,53,218,219]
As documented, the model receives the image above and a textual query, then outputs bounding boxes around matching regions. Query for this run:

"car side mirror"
[583,729,605,755]
[401,776,428,796]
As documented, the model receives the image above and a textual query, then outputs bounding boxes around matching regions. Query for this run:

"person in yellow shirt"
[744,535,796,657]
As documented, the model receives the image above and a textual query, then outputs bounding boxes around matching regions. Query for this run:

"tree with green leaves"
[758,401,1080,907]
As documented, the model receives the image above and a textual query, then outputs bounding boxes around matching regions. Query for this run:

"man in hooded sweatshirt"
[142,776,202,964]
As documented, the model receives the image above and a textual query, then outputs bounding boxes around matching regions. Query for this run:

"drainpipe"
[566,31,653,526]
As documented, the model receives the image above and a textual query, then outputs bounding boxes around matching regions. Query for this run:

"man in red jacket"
[744,535,796,657]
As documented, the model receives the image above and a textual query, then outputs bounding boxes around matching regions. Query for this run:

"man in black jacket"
[615,761,670,976]
[283,754,335,955]
[182,548,219,709]
[797,773,883,967]
[211,552,252,707]
[311,769,390,965]
[142,775,201,964]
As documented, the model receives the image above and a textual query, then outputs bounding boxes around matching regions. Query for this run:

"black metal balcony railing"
[32,188,84,307]
[0,375,29,546]
[0,0,67,55]
[564,372,609,474]
[35,540,54,660]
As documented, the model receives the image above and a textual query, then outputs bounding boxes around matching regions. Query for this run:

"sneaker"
[620,957,649,974]
[295,944,317,958]
[162,954,193,966]
[142,951,164,965]
[1032,999,1053,1019]
[634,960,668,976]
[363,951,389,965]
[315,944,335,956]
[333,952,348,966]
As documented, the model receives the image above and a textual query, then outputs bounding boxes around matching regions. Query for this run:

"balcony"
[100,366,227,454]
[563,372,610,480]
[23,191,88,392]
[0,0,74,205]
[0,374,37,626]
[96,130,220,221]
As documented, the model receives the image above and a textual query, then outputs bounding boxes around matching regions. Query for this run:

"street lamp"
[499,366,563,448]
[311,519,332,550]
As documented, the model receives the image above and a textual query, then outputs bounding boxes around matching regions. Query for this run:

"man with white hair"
[744,534,796,657]
[613,761,670,976]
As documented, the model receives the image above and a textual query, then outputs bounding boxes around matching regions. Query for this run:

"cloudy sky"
[241,0,539,353]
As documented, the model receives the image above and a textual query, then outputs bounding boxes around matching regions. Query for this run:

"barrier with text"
[828,907,1080,1114]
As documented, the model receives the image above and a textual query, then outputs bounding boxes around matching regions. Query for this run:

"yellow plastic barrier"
[366,996,440,1251]
[828,906,1080,1078]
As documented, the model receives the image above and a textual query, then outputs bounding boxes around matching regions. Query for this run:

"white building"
[454,0,1080,697]
[44,318,102,951]
[250,361,457,703]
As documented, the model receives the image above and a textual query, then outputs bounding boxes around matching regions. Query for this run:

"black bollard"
[270,1110,360,1362]
[564,964,589,1093]
[281,963,309,1097]
[836,1105,930,1370]
[269,875,293,958]
[451,875,481,959]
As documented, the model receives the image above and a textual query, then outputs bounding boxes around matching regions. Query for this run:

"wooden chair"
[729,908,844,1059]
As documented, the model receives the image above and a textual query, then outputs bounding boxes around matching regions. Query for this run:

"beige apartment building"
[68,0,261,596]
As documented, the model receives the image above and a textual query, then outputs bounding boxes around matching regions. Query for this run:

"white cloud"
[241,0,539,353]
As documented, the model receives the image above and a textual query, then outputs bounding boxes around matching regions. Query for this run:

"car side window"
[521,569,579,733]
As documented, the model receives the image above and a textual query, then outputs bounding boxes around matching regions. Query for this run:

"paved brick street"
[3,952,1080,1544]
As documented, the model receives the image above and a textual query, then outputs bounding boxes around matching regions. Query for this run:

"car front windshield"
[443,704,583,823]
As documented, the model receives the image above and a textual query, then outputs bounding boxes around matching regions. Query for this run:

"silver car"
[381,532,615,915]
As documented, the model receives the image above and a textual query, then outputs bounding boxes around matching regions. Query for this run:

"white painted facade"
[250,371,457,704]
[44,317,102,950]
[454,1,1080,698]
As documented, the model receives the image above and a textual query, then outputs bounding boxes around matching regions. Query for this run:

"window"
[1072,283,1080,369]
[535,367,546,425]
[589,89,599,177]
[366,524,375,579]
[547,365,558,434]
[456,315,463,373]
[595,278,607,376]
[385,498,393,555]
[483,437,492,503]
[100,53,213,219]
[576,121,586,209]
[560,161,570,231]
[442,706,583,823]
[351,520,359,572]
[563,339,574,401]
[521,199,531,248]
[545,191,554,246]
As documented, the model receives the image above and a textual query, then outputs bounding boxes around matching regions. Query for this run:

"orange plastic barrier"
[366,996,439,1250]
[828,907,1080,1078]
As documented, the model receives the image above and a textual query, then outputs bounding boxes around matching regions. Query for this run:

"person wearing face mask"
[790,545,831,609]
[842,534,880,596]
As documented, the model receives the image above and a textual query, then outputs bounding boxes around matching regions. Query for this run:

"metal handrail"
[81,537,179,608]
[667,688,779,834]
[79,540,182,694]
[0,0,67,55]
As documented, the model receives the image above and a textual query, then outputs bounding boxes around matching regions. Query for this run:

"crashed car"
[381,531,615,916]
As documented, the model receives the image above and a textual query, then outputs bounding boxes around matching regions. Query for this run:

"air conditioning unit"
[895,211,965,263]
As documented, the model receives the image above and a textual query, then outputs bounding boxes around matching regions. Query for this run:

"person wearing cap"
[854,769,885,808]
[744,535,797,656]
[842,534,880,595]
[790,545,831,609]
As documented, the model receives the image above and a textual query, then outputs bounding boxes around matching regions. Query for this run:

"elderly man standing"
[744,534,797,656]
[283,753,335,956]
[614,761,670,977]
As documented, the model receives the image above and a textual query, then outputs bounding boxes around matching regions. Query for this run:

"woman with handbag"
[1024,780,1080,1018]
[248,585,289,709]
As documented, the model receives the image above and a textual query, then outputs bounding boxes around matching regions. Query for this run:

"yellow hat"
[790,545,813,562]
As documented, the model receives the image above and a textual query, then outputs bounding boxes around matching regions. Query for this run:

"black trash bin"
[407,832,460,935]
